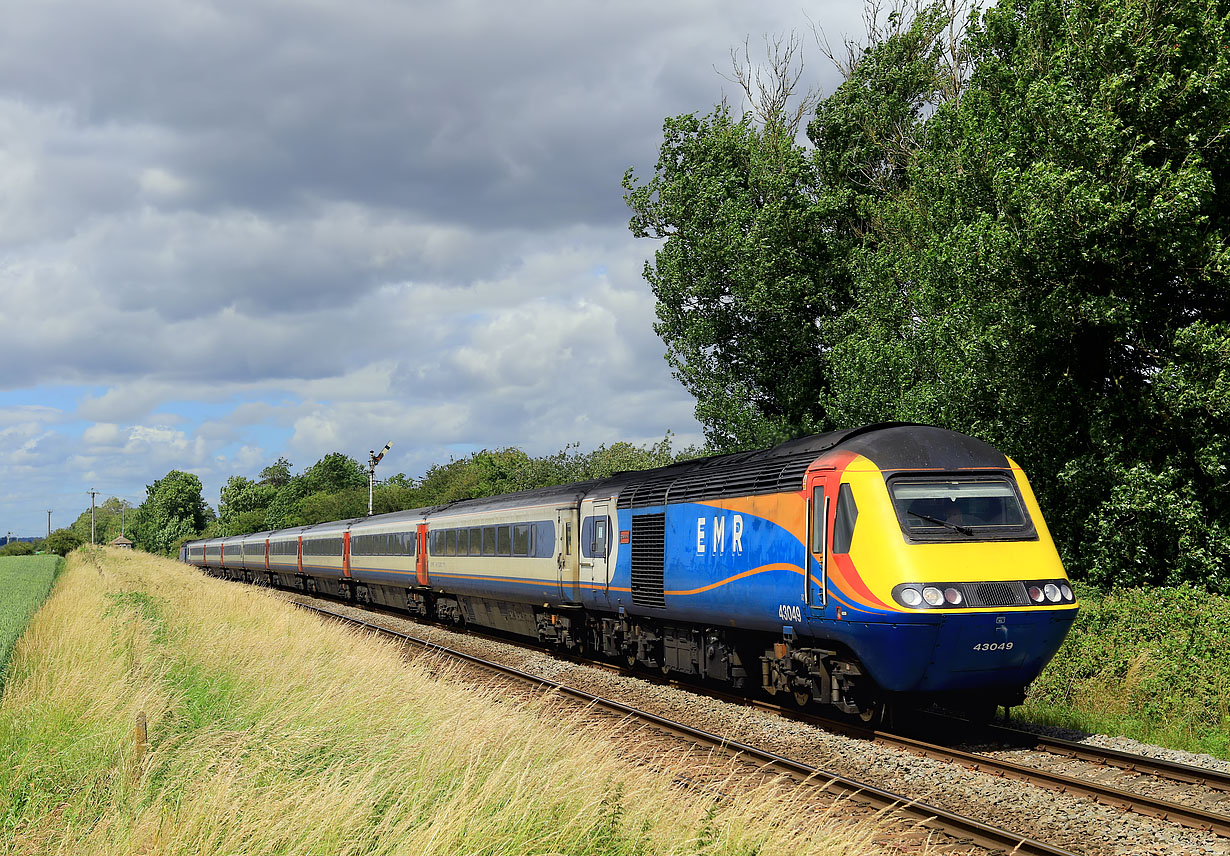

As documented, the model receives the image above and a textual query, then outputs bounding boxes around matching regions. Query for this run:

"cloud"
[0,0,863,534]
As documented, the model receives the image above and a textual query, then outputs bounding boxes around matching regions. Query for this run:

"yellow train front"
[750,423,1078,718]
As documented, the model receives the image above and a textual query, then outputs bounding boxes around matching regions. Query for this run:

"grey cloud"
[0,0,862,534]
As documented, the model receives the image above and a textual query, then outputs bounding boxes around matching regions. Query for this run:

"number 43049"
[971,641,1013,652]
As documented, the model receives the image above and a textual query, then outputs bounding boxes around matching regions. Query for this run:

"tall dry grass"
[0,548,893,855]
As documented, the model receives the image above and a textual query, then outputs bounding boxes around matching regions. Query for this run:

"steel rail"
[292,600,1079,856]
[978,721,1230,793]
[818,721,1230,839]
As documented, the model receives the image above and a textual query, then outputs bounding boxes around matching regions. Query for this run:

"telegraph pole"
[88,489,98,545]
[121,501,128,537]
[368,441,393,516]
[47,510,52,538]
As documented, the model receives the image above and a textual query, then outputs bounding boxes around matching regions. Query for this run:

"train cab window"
[483,527,496,556]
[468,527,482,556]
[512,524,530,556]
[497,526,512,556]
[832,483,858,554]
[445,529,458,556]
[889,477,1034,541]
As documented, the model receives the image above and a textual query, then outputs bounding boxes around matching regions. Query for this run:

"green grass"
[0,554,61,690]
[0,548,879,856]
[1021,581,1230,759]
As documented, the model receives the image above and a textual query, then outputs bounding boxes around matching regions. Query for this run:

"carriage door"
[556,506,580,601]
[804,467,836,617]
[415,523,429,586]
[579,500,611,593]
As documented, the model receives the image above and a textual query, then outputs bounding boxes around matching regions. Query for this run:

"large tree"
[132,471,210,555]
[627,0,1230,589]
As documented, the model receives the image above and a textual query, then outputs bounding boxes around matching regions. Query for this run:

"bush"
[1024,583,1230,758]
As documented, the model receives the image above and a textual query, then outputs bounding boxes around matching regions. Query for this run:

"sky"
[0,0,861,537]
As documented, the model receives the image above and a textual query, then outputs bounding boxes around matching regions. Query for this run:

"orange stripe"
[664,562,804,595]
[432,571,558,587]
[829,553,893,610]
[598,562,819,596]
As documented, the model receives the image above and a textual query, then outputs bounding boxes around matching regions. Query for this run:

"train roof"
[598,422,920,509]
[182,424,1012,544]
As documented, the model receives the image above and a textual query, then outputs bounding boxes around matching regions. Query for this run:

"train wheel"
[857,701,887,726]
[793,688,811,707]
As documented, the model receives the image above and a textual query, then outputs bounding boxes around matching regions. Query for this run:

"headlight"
[1028,585,1044,603]
[900,587,923,607]
[1060,584,1073,601]
[922,586,944,606]
[1043,583,1061,602]
[944,587,963,605]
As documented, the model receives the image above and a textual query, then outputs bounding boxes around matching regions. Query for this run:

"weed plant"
[1022,582,1230,759]
[0,554,61,691]
[0,548,890,855]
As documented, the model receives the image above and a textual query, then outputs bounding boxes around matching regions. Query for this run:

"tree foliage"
[132,471,210,555]
[627,0,1230,590]
[41,529,84,557]
[0,541,35,557]
[67,496,135,546]
[200,435,700,537]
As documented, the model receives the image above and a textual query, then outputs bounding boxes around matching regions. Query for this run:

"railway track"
[976,720,1230,793]
[811,716,1230,838]
[246,580,1230,854]
[292,599,1080,856]
[637,676,1230,838]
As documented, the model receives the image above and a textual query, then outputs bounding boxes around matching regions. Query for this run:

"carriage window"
[533,521,555,558]
[497,525,512,556]
[445,529,457,556]
[469,527,483,556]
[832,483,858,554]
[483,527,496,556]
[512,524,530,556]
[593,517,608,557]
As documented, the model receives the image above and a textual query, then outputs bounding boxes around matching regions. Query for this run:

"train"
[183,423,1078,721]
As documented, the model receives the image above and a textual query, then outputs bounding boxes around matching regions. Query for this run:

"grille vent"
[630,513,666,608]
[617,457,815,509]
[964,581,1027,607]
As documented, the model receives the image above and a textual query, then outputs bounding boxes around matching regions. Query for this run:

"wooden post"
[132,711,147,780]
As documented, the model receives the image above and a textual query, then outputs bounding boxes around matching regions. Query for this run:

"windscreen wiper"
[909,512,974,536]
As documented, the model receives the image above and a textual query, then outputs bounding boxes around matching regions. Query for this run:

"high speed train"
[183,423,1078,720]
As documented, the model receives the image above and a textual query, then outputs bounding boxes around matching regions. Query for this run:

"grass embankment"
[0,548,885,856]
[0,554,61,689]
[1021,582,1230,759]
